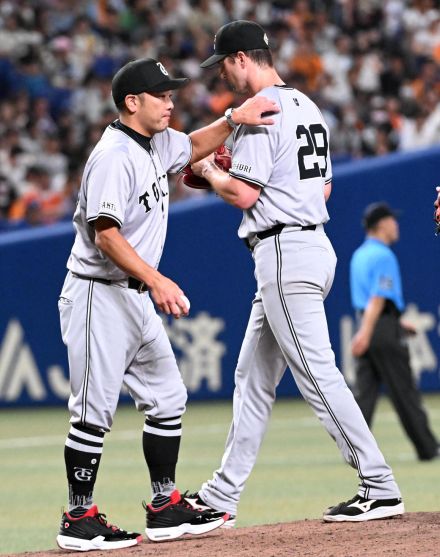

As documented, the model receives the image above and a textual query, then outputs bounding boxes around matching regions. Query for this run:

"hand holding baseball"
[171,294,191,319]
[178,294,190,315]
[170,293,191,319]
[149,272,190,318]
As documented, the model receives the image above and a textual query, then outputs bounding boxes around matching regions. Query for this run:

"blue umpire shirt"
[350,237,405,312]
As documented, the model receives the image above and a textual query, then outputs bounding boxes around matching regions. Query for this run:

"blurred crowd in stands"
[0,0,439,230]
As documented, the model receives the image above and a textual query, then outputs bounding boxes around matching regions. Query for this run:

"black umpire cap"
[362,202,400,230]
[200,20,270,68]
[112,58,189,105]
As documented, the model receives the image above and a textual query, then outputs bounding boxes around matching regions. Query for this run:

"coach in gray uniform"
[186,21,404,524]
[56,57,278,551]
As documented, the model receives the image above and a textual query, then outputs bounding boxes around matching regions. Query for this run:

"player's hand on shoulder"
[234,96,280,126]
[149,272,190,319]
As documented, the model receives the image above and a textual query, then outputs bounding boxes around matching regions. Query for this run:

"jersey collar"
[110,119,152,153]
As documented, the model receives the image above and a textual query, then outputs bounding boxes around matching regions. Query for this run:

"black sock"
[64,423,104,512]
[68,506,90,518]
[142,416,181,496]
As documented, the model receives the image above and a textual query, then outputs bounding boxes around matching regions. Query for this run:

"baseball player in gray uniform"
[56,57,278,551]
[185,21,404,525]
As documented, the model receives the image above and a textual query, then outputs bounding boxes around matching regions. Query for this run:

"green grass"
[1,394,439,554]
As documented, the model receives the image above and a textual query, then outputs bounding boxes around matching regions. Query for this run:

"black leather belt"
[127,277,148,293]
[72,273,148,293]
[244,223,317,250]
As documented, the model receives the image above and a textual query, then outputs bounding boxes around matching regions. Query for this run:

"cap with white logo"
[112,58,189,105]
[200,20,270,68]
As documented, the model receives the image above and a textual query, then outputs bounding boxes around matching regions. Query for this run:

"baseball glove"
[181,145,232,190]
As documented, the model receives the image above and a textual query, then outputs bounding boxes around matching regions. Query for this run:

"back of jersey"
[230,85,332,238]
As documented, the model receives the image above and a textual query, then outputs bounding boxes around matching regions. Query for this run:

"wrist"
[224,107,238,129]
[201,160,218,177]
[143,268,161,290]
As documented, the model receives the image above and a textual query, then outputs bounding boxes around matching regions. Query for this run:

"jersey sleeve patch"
[229,171,265,188]
[370,252,397,297]
[85,148,131,227]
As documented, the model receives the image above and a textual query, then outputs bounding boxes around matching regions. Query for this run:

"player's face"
[136,91,174,135]
[219,56,249,94]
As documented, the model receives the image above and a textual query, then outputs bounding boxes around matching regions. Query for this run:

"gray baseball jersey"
[229,86,332,239]
[59,121,191,430]
[68,122,191,278]
[199,86,400,516]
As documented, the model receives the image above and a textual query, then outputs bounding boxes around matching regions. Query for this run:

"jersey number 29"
[296,124,328,180]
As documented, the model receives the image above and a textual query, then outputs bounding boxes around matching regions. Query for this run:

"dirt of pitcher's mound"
[14,512,440,557]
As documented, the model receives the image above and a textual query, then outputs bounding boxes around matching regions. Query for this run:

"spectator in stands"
[0,174,17,220]
[0,0,439,230]
[8,165,64,226]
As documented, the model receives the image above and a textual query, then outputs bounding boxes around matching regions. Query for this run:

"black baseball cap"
[112,58,189,105]
[200,20,270,68]
[362,202,400,230]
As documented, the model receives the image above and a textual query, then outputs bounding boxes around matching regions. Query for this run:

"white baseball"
[180,295,191,311]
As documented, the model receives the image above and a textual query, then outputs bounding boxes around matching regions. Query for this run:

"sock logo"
[73,467,93,481]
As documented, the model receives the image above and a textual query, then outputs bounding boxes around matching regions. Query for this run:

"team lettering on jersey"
[138,174,168,214]
[139,190,151,213]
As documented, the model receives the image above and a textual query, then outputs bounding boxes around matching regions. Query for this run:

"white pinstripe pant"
[201,226,400,515]
[59,272,187,431]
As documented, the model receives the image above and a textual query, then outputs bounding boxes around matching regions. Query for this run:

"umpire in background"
[350,202,439,461]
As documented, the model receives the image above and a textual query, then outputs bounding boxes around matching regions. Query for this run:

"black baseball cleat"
[56,505,142,551]
[323,494,405,522]
[144,489,228,541]
[418,445,440,461]
[184,491,236,528]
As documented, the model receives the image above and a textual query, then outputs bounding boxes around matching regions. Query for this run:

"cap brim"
[200,53,228,68]
[147,78,190,92]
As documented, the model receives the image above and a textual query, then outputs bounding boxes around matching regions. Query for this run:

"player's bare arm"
[189,95,279,163]
[94,217,189,318]
[351,296,385,357]
[191,154,260,209]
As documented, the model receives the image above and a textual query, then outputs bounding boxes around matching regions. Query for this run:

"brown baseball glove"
[181,145,232,190]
